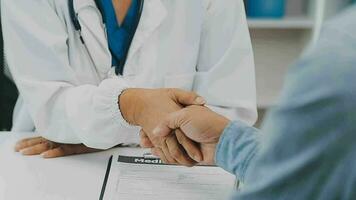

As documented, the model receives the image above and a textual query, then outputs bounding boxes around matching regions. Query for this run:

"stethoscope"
[68,0,145,74]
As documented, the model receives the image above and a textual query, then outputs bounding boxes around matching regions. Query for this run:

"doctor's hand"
[14,137,100,158]
[119,88,206,166]
[152,105,230,165]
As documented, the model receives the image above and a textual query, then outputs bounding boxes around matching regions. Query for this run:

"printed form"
[101,155,236,200]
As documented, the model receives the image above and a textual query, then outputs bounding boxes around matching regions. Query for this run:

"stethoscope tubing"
[68,0,145,75]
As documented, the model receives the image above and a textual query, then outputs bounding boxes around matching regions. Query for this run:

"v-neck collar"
[112,0,133,27]
[72,0,167,76]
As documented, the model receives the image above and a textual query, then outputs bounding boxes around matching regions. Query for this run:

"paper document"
[100,155,236,200]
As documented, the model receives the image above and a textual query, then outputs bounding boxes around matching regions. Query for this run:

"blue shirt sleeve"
[216,5,356,200]
[215,121,260,182]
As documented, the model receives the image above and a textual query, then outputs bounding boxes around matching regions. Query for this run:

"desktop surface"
[0,132,146,200]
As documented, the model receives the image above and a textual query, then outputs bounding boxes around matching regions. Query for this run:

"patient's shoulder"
[324,5,356,39]
[281,6,356,106]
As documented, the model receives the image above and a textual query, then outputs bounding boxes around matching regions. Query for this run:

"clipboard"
[99,154,237,200]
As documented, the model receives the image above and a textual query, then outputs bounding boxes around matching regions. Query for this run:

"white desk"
[0,132,147,200]
[0,132,9,144]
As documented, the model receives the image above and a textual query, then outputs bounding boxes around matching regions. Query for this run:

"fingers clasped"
[140,127,203,167]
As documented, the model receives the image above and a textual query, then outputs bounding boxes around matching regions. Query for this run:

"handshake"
[15,88,230,167]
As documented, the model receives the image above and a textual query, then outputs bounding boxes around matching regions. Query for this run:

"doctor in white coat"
[2,0,257,162]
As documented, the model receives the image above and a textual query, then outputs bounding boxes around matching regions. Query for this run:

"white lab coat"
[2,0,257,149]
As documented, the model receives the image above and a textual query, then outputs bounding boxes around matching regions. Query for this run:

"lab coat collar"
[126,0,167,62]
[73,0,98,12]
[73,0,111,80]
[74,0,167,74]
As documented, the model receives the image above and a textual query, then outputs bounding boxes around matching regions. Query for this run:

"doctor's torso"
[4,0,257,137]
[51,0,206,90]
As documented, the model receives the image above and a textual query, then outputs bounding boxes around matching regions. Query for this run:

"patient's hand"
[15,137,100,158]
[140,129,203,167]
[152,105,230,165]
[121,88,205,165]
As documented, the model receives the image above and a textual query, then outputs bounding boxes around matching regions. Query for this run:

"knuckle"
[44,141,52,149]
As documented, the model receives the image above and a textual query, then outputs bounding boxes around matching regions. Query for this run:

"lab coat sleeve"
[2,0,140,149]
[195,0,257,125]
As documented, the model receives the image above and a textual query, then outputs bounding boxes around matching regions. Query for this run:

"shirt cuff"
[80,76,140,149]
[215,120,260,182]
[108,78,134,129]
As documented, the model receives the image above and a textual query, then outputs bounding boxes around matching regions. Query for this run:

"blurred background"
[0,0,355,131]
[0,12,18,131]
[244,0,355,127]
